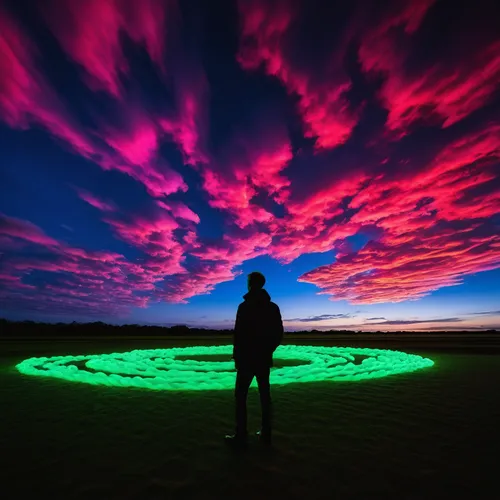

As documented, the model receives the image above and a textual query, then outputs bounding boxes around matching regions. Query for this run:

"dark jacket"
[233,288,284,369]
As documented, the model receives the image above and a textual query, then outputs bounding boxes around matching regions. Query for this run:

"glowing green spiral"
[16,345,434,391]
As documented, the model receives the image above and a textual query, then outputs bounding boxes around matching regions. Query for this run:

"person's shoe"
[224,433,248,449]
[256,430,272,446]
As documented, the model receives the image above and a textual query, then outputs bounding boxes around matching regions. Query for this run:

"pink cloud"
[0,213,188,316]
[159,262,239,303]
[83,200,193,283]
[238,0,500,143]
[154,229,275,303]
[75,188,117,212]
[0,213,60,247]
[0,7,188,199]
[358,1,500,132]
[99,154,187,198]
[299,225,500,304]
[199,122,292,228]
[44,0,209,168]
[146,226,275,304]
[191,230,272,263]
[97,107,188,197]
[159,71,209,165]
[268,172,369,263]
[42,0,172,96]
[0,7,95,157]
[201,168,271,228]
[102,112,160,166]
[295,124,500,303]
[237,0,358,150]
[0,210,239,311]
[156,201,200,224]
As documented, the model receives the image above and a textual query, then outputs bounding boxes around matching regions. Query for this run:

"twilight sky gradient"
[0,0,499,331]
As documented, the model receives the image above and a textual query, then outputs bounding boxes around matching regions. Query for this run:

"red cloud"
[296,124,500,303]
[237,0,358,149]
[200,121,292,228]
[238,0,500,140]
[299,224,500,304]
[358,1,500,132]
[268,172,369,263]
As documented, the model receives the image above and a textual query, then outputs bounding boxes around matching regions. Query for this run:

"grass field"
[2,336,499,499]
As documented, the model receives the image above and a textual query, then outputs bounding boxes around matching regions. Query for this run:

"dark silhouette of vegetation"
[0,318,497,338]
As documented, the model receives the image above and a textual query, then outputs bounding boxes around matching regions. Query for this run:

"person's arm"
[233,304,243,365]
[272,304,284,351]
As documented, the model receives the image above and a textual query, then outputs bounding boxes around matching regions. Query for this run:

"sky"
[0,0,499,331]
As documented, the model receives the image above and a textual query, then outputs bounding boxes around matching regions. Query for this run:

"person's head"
[247,271,266,291]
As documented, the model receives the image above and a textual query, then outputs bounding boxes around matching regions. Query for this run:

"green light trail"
[16,345,434,391]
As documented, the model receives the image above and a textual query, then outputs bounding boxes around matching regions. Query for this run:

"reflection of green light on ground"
[16,345,434,391]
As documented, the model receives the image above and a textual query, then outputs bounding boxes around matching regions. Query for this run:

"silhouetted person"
[225,271,283,447]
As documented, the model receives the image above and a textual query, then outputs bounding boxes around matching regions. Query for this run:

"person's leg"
[255,366,272,440]
[235,368,254,437]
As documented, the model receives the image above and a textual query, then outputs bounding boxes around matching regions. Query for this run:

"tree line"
[0,318,496,337]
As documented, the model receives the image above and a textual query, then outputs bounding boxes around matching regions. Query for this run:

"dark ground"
[1,335,499,499]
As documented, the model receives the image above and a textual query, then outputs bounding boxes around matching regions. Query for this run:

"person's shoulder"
[269,301,281,312]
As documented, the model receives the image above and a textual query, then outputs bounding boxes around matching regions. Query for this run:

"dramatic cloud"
[0,0,499,322]
[296,123,500,303]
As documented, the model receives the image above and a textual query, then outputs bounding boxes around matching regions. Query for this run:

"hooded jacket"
[233,288,284,369]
